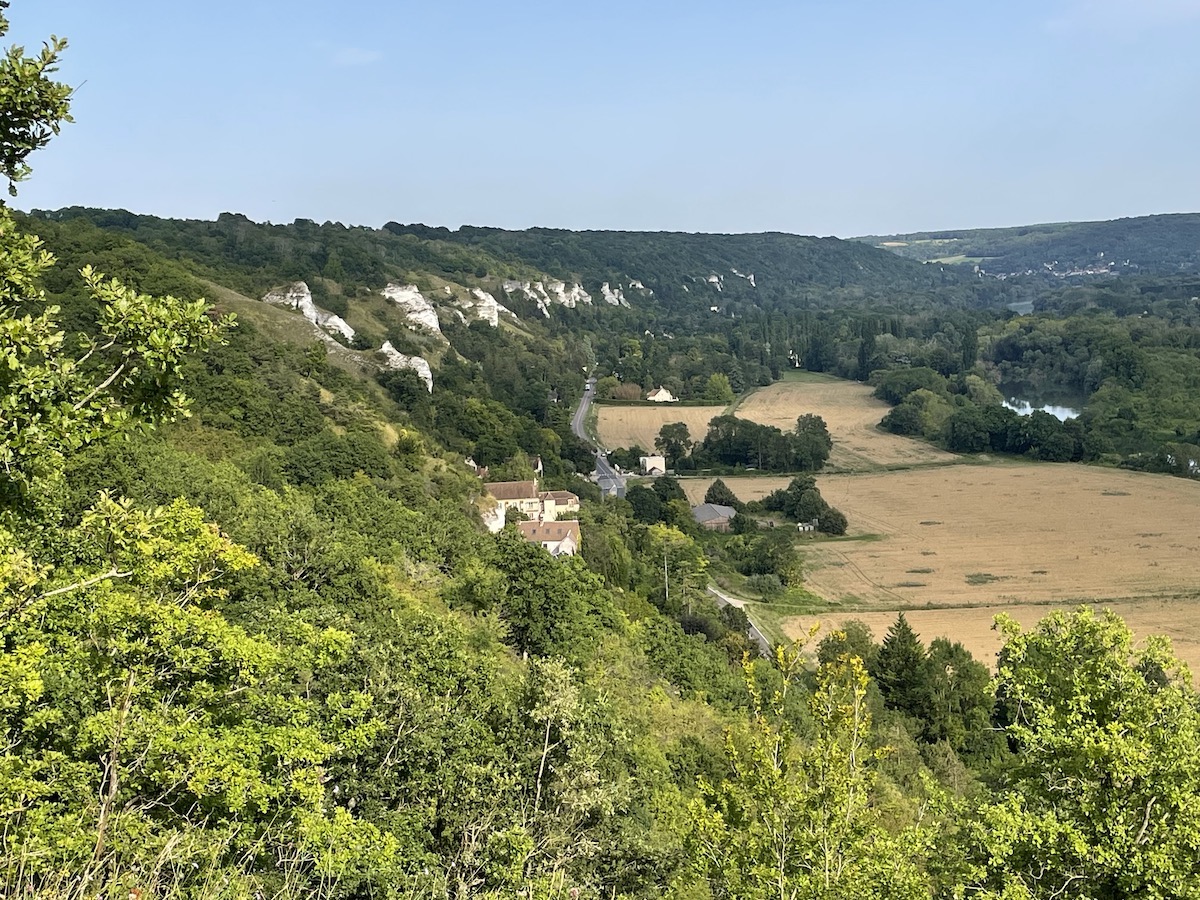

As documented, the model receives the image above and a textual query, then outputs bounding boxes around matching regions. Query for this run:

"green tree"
[871,613,932,724]
[817,619,879,670]
[944,405,990,453]
[687,645,929,898]
[655,420,693,465]
[704,477,743,510]
[493,528,622,660]
[0,15,222,501]
[1,495,397,893]
[0,4,71,194]
[794,413,833,470]
[645,522,707,615]
[958,607,1200,899]
[924,636,992,751]
[703,372,736,404]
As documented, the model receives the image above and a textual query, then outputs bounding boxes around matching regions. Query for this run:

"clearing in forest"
[595,404,727,452]
[734,372,957,471]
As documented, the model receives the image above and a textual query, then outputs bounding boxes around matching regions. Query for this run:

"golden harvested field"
[735,374,957,471]
[689,462,1200,669]
[804,463,1200,608]
[680,476,795,505]
[595,404,727,452]
[781,601,1200,673]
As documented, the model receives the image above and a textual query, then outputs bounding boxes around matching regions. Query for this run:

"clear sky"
[9,0,1200,236]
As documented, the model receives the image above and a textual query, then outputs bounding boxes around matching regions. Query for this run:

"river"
[998,381,1083,422]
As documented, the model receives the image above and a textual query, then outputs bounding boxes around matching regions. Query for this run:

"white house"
[538,490,581,522]
[485,480,542,524]
[639,454,667,476]
[646,386,677,403]
[483,479,580,533]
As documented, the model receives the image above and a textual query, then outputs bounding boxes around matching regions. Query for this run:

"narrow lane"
[707,585,773,656]
[572,376,626,498]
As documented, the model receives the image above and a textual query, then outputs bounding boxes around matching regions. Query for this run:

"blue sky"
[9,0,1200,236]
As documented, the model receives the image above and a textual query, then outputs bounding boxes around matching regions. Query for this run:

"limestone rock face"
[600,282,632,307]
[467,288,519,327]
[262,281,356,342]
[382,283,441,334]
[545,280,592,308]
[379,341,433,392]
[503,279,595,316]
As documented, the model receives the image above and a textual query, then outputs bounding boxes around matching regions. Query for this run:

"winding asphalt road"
[707,586,773,656]
[572,377,626,498]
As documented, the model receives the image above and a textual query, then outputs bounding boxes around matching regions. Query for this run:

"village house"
[483,478,581,538]
[646,386,678,403]
[538,489,581,522]
[692,503,737,532]
[517,520,581,557]
[639,454,667,476]
[485,480,542,521]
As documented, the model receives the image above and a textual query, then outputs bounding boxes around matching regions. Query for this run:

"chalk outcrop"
[467,288,518,327]
[382,283,441,335]
[502,279,597,316]
[600,282,633,308]
[502,280,550,317]
[379,341,433,392]
[546,280,592,308]
[262,281,356,342]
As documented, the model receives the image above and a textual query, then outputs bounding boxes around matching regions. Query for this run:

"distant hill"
[385,223,957,307]
[26,207,1001,324]
[857,213,1200,278]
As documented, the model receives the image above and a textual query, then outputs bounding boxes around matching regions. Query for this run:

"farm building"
[692,503,737,532]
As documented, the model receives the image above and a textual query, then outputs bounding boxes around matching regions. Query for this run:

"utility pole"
[663,546,669,609]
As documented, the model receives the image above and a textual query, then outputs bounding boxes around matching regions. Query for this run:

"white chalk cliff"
[502,279,596,316]
[382,283,442,335]
[466,288,518,327]
[546,280,592,308]
[262,282,356,342]
[379,341,433,392]
[502,280,551,317]
[600,282,633,308]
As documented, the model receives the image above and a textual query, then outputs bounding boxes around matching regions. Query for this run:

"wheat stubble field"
[789,464,1200,669]
[735,373,957,471]
[595,404,727,452]
[668,372,1200,671]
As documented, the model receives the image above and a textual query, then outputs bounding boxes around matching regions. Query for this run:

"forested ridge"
[861,213,1200,277]
[7,6,1200,899]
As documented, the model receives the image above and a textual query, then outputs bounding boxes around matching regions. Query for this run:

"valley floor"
[675,372,1200,671]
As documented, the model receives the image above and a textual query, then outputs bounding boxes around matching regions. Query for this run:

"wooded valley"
[6,7,1200,899]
